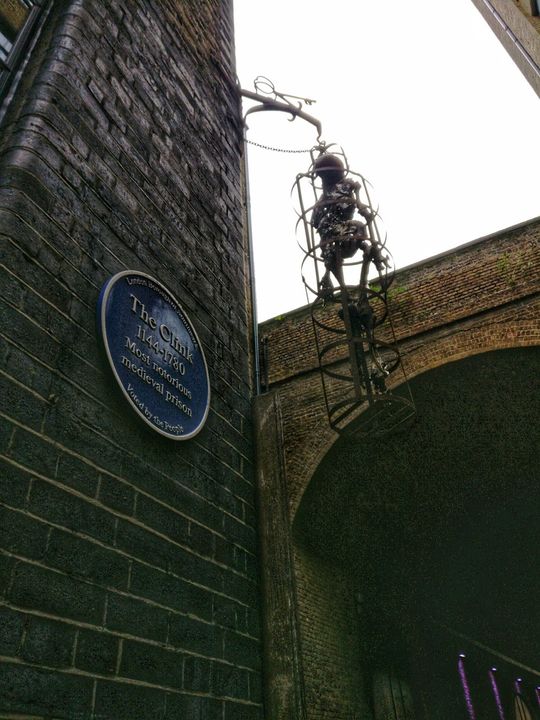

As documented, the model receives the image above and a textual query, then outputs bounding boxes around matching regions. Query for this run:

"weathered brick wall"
[293,544,368,720]
[0,2,261,719]
[261,220,540,385]
[292,347,539,720]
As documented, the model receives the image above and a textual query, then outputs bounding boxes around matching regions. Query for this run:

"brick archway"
[291,346,540,720]
[290,312,539,521]
[254,218,539,720]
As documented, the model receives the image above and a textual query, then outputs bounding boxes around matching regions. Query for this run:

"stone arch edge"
[289,329,540,524]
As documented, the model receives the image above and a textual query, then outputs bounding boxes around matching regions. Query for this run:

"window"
[0,0,49,106]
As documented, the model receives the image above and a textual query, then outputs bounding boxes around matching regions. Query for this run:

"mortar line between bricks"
[0,495,257,587]
[0,597,261,657]
[70,626,79,668]
[0,714,49,719]
[0,654,263,703]
[90,678,97,719]
[115,638,123,675]
[102,593,108,627]
[23,475,32,506]
[94,474,102,502]
[43,525,53,555]
[5,422,16,454]
[1,251,95,328]
[0,540,258,618]
[0,368,48,403]
[0,419,257,539]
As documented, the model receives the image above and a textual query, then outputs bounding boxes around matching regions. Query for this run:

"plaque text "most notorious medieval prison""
[97,271,210,439]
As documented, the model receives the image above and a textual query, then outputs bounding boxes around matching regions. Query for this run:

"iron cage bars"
[238,78,415,436]
[294,146,415,437]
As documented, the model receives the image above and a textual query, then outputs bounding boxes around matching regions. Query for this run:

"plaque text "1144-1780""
[97,271,210,440]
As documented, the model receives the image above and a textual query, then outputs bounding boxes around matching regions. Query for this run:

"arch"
[256,221,540,720]
[291,347,540,720]
[286,313,540,521]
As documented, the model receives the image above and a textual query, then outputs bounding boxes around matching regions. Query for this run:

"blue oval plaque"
[97,271,210,440]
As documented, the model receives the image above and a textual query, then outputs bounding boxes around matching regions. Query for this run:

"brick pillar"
[254,392,306,720]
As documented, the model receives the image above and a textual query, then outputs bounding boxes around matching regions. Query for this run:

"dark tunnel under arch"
[292,346,539,720]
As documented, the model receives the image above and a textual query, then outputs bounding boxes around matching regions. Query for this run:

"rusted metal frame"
[339,283,371,402]
[240,78,414,434]
[329,397,365,430]
[295,150,416,434]
[355,336,373,402]
[295,175,323,293]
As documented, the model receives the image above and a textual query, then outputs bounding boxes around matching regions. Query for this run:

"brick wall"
[293,543,369,720]
[292,347,539,720]
[0,2,262,719]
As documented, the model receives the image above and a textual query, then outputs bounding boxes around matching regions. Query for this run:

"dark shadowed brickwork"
[294,348,539,720]
[0,1,262,719]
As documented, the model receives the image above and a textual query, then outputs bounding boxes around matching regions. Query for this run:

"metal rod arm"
[239,88,323,140]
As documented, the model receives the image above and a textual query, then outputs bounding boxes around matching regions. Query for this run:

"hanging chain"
[245,137,313,154]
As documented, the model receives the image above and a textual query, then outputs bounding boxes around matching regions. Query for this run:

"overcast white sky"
[233,0,540,321]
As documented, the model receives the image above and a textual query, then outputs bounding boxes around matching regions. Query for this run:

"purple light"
[489,669,506,720]
[536,687,540,708]
[458,656,476,720]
